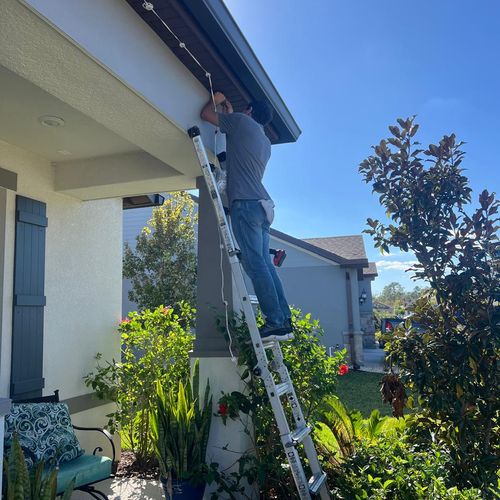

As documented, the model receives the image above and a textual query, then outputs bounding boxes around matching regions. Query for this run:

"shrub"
[314,396,407,467]
[359,117,499,487]
[84,303,194,463]
[328,436,488,499]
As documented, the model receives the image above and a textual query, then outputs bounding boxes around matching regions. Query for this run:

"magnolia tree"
[359,117,499,487]
[123,191,198,310]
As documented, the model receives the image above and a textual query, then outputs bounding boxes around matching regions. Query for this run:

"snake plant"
[151,359,212,485]
[3,435,74,500]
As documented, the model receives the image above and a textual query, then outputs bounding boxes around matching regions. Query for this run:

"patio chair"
[4,390,116,499]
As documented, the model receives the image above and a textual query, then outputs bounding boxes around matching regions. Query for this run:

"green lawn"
[335,371,392,417]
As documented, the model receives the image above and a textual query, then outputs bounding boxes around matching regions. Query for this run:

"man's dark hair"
[247,100,273,126]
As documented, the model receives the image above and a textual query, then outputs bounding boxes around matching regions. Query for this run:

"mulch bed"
[115,451,160,480]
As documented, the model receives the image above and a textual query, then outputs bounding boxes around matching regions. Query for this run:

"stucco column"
[193,177,254,496]
[194,176,233,357]
[0,398,12,494]
[343,269,364,366]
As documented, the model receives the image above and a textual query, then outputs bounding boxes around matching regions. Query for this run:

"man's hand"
[213,92,226,105]
[200,92,233,126]
[220,98,233,114]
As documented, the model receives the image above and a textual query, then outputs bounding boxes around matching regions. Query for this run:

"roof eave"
[271,228,353,265]
[178,0,301,144]
[340,259,370,268]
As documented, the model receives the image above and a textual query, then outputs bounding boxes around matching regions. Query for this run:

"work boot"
[259,323,294,342]
[282,318,293,333]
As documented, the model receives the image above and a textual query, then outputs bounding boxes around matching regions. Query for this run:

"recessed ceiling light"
[38,115,65,127]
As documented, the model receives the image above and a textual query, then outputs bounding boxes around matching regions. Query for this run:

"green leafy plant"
[3,435,74,500]
[314,395,407,467]
[210,308,344,498]
[84,303,194,463]
[123,191,198,310]
[328,434,489,500]
[359,117,499,487]
[315,397,495,498]
[151,359,212,487]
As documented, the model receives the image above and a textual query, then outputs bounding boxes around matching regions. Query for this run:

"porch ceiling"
[0,0,202,199]
[0,65,137,163]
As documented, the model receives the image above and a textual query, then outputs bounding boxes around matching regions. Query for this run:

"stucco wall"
[20,0,216,151]
[0,139,121,415]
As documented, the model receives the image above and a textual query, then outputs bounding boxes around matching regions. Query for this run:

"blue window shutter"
[10,195,47,400]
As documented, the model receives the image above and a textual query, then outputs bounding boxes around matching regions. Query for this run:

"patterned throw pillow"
[4,402,84,468]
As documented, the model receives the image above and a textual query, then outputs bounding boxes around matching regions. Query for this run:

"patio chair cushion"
[56,454,113,494]
[4,402,84,468]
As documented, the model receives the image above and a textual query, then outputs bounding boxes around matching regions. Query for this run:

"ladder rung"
[287,426,312,447]
[248,294,259,305]
[275,382,291,397]
[309,472,327,495]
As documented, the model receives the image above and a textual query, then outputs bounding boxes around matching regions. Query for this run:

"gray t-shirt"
[218,112,271,206]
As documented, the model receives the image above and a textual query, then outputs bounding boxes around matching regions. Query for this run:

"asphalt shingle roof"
[303,235,367,262]
[363,262,378,278]
[270,230,369,266]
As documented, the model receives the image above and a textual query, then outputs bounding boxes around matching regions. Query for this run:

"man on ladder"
[200,92,293,341]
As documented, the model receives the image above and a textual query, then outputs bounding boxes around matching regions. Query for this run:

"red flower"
[218,403,228,416]
[120,318,131,325]
[162,307,172,315]
[338,364,349,376]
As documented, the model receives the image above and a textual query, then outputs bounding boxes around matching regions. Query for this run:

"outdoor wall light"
[38,115,65,127]
[359,289,367,305]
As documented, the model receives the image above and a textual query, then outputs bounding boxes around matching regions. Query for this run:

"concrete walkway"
[72,477,164,500]
[361,348,387,373]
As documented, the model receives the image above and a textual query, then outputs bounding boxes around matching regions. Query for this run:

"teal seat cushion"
[4,402,84,468]
[56,454,112,494]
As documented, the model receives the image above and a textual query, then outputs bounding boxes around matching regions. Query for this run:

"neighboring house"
[0,0,299,476]
[123,206,378,353]
[268,231,378,354]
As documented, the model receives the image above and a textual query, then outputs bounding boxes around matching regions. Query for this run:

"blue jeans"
[230,200,291,327]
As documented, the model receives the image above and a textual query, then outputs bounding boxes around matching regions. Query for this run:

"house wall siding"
[122,206,155,314]
[0,139,121,417]
[269,236,349,347]
[276,265,349,348]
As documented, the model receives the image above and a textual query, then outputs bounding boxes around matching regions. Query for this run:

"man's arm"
[200,92,233,126]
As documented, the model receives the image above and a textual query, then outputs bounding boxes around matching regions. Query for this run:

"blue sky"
[223,0,500,293]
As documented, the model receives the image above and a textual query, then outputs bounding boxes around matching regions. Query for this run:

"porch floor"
[72,477,163,500]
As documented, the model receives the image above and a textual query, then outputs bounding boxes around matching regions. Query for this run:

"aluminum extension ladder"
[188,126,330,500]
